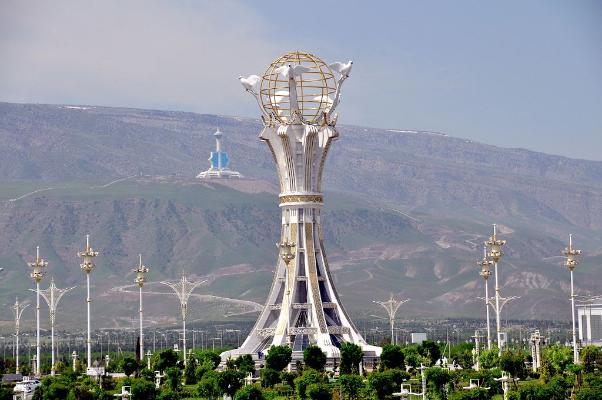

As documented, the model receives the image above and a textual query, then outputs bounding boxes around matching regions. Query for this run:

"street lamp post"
[77,234,99,370]
[477,246,493,350]
[485,224,519,354]
[373,294,410,345]
[160,275,205,366]
[27,246,47,376]
[12,298,30,374]
[133,255,149,361]
[562,234,581,364]
[31,278,75,375]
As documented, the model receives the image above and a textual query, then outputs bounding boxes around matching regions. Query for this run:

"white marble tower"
[222,52,381,363]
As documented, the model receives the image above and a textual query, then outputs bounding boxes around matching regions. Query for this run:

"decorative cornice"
[279,194,323,205]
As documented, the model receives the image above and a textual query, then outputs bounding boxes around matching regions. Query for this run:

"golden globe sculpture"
[239,51,352,127]
[260,52,337,125]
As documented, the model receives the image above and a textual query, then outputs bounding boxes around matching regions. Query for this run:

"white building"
[577,303,602,346]
[411,333,427,344]
[197,129,242,179]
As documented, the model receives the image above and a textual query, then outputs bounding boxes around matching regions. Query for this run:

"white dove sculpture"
[239,75,261,94]
[329,61,353,77]
[274,64,311,80]
[274,64,311,118]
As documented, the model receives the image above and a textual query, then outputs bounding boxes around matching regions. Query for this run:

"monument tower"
[196,129,242,179]
[222,51,381,362]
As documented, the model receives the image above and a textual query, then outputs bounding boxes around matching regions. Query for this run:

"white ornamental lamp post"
[471,330,482,371]
[12,298,30,374]
[27,246,47,376]
[485,224,519,355]
[77,234,99,369]
[146,350,152,370]
[562,234,581,364]
[71,350,78,372]
[31,278,75,375]
[529,329,542,372]
[477,246,493,350]
[160,275,205,367]
[373,294,410,345]
[133,255,149,361]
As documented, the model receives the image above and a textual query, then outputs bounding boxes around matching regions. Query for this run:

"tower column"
[222,51,381,362]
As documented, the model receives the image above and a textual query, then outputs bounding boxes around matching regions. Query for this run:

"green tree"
[306,383,332,400]
[217,369,244,397]
[449,388,491,400]
[121,356,139,377]
[340,343,363,374]
[260,368,281,388]
[265,345,292,371]
[184,353,198,384]
[304,345,327,371]
[140,368,155,382]
[46,382,70,400]
[165,367,181,391]
[380,345,405,370]
[295,369,327,400]
[419,340,442,366]
[0,388,13,400]
[157,388,178,400]
[195,360,215,381]
[368,371,395,400]
[281,371,296,388]
[131,378,157,400]
[402,345,424,368]
[234,385,265,400]
[580,345,601,373]
[478,346,500,370]
[19,364,31,377]
[234,354,256,376]
[425,367,451,399]
[153,349,179,372]
[196,350,222,370]
[499,350,527,381]
[541,345,572,380]
[338,374,364,400]
[197,371,220,400]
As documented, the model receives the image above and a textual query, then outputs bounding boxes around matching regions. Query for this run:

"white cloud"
[0,0,279,115]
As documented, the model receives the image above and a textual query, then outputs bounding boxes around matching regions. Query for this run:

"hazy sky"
[1,0,601,160]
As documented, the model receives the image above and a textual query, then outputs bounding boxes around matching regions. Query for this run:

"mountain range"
[0,102,600,330]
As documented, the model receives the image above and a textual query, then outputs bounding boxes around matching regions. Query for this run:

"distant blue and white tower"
[197,129,242,179]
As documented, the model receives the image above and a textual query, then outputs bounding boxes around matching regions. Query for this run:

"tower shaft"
[224,123,379,360]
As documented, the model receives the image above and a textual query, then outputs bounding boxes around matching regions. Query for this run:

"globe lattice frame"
[260,52,337,125]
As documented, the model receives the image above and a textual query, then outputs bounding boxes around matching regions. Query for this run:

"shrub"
[234,385,266,400]
[261,368,281,388]
[306,383,332,400]
[338,374,364,400]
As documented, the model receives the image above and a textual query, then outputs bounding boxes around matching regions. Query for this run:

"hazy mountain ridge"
[2,102,601,232]
[0,102,601,326]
